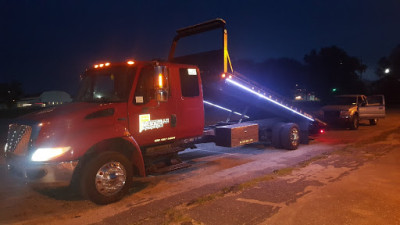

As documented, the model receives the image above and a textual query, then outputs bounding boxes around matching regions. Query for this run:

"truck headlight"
[31,147,71,162]
[340,111,350,117]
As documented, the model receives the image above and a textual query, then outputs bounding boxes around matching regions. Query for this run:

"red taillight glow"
[320,129,325,134]
[127,61,135,65]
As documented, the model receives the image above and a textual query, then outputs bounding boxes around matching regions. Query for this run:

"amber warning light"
[221,73,232,79]
[94,62,111,68]
[158,73,163,88]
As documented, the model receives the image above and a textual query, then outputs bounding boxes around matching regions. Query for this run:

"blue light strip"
[204,100,250,118]
[225,78,314,121]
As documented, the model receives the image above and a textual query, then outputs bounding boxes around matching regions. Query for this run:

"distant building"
[293,85,319,101]
[17,91,72,108]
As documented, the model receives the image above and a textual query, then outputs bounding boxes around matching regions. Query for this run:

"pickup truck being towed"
[321,94,385,130]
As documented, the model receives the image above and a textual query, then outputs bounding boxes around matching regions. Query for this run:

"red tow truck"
[4,19,324,204]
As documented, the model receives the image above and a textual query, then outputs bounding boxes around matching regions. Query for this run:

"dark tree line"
[0,82,23,108]
[235,46,367,103]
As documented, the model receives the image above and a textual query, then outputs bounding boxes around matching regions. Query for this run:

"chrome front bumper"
[6,154,78,188]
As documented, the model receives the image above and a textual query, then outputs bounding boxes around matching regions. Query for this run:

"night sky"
[1,0,400,95]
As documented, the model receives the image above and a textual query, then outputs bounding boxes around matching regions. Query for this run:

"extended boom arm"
[168,18,232,73]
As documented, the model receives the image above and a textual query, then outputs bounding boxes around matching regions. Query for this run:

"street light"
[384,68,390,74]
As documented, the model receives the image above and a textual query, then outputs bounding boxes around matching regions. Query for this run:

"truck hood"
[20,102,116,125]
[321,105,356,111]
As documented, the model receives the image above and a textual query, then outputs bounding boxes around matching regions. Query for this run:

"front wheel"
[80,152,132,205]
[350,114,359,130]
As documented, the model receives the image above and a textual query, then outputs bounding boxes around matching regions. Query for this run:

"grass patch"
[298,154,329,167]
[273,167,295,176]
[237,175,275,191]
[163,208,194,225]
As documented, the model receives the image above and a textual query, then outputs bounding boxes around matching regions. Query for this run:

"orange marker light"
[99,64,104,68]
[127,61,135,65]
[105,62,110,66]
[158,73,163,88]
[94,65,99,68]
[221,73,226,78]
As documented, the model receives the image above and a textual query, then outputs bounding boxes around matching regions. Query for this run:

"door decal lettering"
[139,114,170,133]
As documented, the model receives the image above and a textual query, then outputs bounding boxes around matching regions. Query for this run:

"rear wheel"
[80,152,132,205]
[271,122,285,148]
[350,114,359,130]
[369,118,378,125]
[280,123,300,150]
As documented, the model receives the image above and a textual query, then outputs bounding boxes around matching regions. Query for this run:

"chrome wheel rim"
[290,128,300,146]
[95,161,127,196]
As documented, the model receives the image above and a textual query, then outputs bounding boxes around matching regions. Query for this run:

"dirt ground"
[0,109,399,224]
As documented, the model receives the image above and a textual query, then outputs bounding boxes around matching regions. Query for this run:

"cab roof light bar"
[225,77,314,121]
[204,100,250,119]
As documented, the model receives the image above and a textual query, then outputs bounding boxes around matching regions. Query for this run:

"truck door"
[175,67,204,139]
[128,65,177,146]
[359,95,386,119]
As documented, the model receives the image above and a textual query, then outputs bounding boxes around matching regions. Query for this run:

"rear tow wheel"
[271,122,285,148]
[80,152,132,205]
[369,118,378,125]
[280,123,300,150]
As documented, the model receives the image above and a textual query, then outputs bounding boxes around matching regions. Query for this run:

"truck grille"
[324,111,340,119]
[6,124,33,156]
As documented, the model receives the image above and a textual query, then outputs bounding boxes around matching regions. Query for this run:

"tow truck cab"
[5,61,205,204]
[84,61,206,147]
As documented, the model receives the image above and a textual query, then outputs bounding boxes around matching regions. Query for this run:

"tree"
[374,44,400,104]
[376,44,400,79]
[0,82,23,108]
[234,58,307,97]
[304,46,366,102]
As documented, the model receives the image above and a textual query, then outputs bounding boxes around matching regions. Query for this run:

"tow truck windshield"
[76,66,136,103]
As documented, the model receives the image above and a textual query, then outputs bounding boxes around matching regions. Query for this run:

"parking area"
[0,109,399,224]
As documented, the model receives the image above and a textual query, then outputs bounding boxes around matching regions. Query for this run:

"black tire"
[369,118,378,126]
[280,123,300,150]
[80,152,132,205]
[271,122,285,148]
[350,114,359,130]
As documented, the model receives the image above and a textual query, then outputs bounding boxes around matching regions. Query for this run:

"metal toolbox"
[215,123,259,147]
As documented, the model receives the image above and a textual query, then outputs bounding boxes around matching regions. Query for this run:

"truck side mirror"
[154,66,169,102]
[156,89,168,102]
